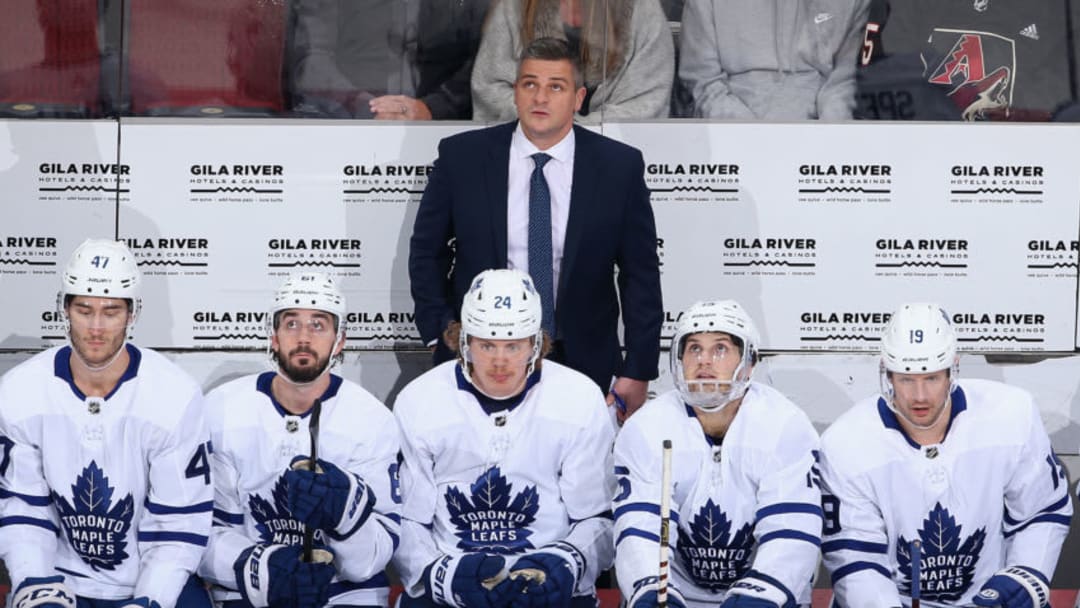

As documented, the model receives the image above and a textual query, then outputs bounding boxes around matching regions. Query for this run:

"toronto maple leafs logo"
[248,475,322,546]
[445,466,539,554]
[53,461,135,571]
[675,499,755,591]
[897,502,986,602]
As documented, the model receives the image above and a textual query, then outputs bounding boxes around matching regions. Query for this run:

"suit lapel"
[558,125,597,311]
[486,122,515,266]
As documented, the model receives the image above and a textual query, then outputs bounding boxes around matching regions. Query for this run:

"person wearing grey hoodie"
[471,0,675,121]
[679,0,870,120]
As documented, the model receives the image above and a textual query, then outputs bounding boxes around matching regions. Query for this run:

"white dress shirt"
[506,124,575,305]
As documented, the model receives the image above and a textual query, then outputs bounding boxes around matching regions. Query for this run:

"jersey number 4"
[185,441,213,485]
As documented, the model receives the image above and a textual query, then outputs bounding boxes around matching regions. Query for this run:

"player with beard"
[199,272,401,608]
[0,239,212,608]
[819,303,1071,608]
[613,300,821,608]
[393,268,615,608]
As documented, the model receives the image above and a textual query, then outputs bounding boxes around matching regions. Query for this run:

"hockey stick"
[302,398,323,563]
[910,539,921,608]
[657,439,673,608]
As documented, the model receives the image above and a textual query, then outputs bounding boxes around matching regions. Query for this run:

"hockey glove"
[724,570,796,608]
[117,597,161,608]
[286,456,374,539]
[427,553,519,608]
[233,543,336,608]
[507,552,577,608]
[630,589,687,608]
[12,576,76,608]
[973,566,1050,608]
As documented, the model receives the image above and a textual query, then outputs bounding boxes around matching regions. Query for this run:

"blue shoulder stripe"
[756,502,823,521]
[137,531,209,546]
[1003,513,1071,539]
[145,499,214,515]
[212,508,244,525]
[616,528,661,546]
[0,488,53,507]
[328,573,389,595]
[614,502,681,523]
[0,515,59,534]
[758,529,820,547]
[1003,494,1070,526]
[822,539,888,555]
[831,560,891,582]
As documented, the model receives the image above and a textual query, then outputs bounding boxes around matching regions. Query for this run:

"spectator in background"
[288,0,414,118]
[471,0,674,121]
[370,0,494,120]
[855,0,1079,121]
[679,0,870,120]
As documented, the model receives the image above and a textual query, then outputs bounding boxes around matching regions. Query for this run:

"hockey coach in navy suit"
[408,37,662,418]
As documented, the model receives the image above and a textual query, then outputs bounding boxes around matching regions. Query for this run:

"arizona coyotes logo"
[927,30,1016,120]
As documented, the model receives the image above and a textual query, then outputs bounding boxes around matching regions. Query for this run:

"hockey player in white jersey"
[393,268,616,608]
[0,238,213,608]
[198,272,401,608]
[614,300,821,608]
[819,303,1072,608]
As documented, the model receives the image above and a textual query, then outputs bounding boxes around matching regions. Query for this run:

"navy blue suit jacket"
[408,121,663,389]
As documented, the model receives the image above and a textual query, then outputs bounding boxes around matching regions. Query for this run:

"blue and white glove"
[973,566,1050,608]
[724,570,796,608]
[630,589,687,608]
[118,597,161,608]
[507,552,577,608]
[233,543,336,608]
[286,456,373,539]
[12,576,76,608]
[426,553,518,608]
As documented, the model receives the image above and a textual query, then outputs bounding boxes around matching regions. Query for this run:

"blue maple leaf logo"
[445,466,539,554]
[248,474,321,546]
[53,461,134,571]
[897,502,985,602]
[675,499,755,591]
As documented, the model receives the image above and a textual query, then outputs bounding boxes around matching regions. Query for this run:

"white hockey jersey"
[0,345,212,607]
[613,384,822,608]
[392,361,616,600]
[198,371,401,607]
[820,379,1072,608]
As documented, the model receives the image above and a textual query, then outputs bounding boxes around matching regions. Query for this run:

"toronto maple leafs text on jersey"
[613,384,822,608]
[392,361,616,600]
[198,372,402,607]
[819,379,1072,607]
[0,345,212,607]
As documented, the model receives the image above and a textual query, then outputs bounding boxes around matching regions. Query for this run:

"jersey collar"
[455,364,542,415]
[256,370,343,418]
[876,385,969,449]
[54,343,141,401]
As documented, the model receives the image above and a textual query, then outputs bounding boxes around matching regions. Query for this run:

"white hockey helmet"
[459,268,544,385]
[268,271,347,336]
[879,303,959,419]
[58,238,142,323]
[670,300,759,412]
[267,271,347,378]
